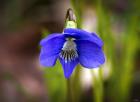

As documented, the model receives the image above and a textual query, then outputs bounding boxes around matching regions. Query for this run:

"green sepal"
[65,21,77,28]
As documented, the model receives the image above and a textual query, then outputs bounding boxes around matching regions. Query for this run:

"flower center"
[59,38,78,63]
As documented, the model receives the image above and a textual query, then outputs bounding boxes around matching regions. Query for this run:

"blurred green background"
[0,0,140,102]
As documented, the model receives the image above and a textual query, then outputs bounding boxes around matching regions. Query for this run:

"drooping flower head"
[39,8,105,78]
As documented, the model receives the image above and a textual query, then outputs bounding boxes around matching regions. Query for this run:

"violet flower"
[39,28,105,78]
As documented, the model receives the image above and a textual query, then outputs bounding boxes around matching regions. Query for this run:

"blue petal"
[40,34,65,67]
[59,57,79,78]
[40,33,64,46]
[75,40,105,68]
[40,52,58,67]
[64,28,103,47]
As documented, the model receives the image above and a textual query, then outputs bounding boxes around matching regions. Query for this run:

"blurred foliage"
[0,0,140,102]
[43,0,140,102]
[43,61,67,102]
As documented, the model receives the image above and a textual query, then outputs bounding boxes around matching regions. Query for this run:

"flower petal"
[59,57,79,78]
[40,33,65,46]
[75,40,105,68]
[39,33,65,67]
[64,28,103,47]
[40,52,58,67]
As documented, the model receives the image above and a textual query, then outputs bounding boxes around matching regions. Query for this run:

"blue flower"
[40,28,105,78]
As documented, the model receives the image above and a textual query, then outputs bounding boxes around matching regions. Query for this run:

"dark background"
[0,0,140,102]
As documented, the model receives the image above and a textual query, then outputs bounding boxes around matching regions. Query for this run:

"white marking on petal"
[59,38,78,62]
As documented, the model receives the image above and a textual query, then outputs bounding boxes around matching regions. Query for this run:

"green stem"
[92,69,103,102]
[66,79,73,102]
